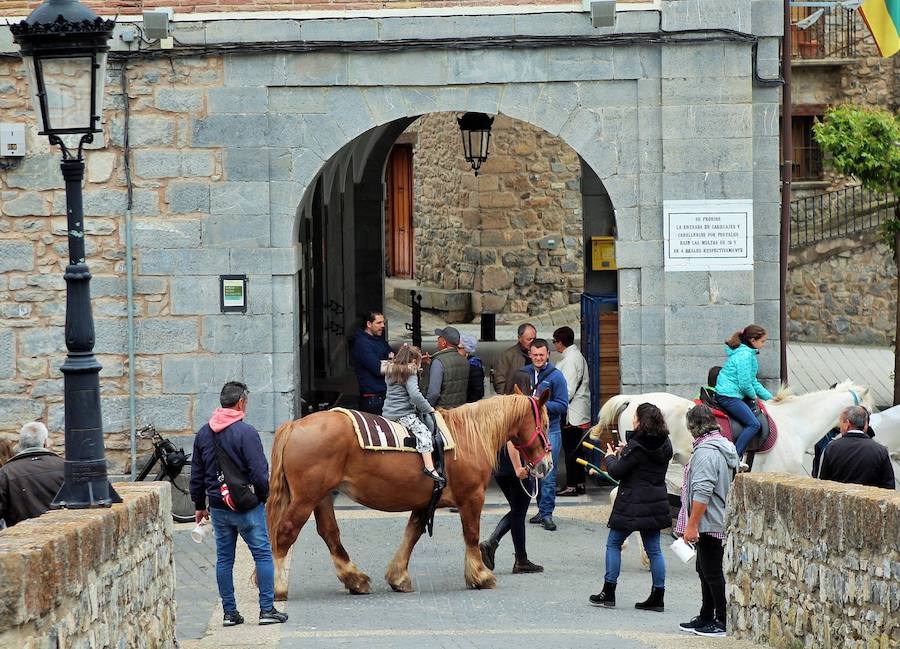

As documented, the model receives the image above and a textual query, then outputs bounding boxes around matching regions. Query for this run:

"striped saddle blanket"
[332,408,456,453]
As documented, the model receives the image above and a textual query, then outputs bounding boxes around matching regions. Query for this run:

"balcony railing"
[790,185,900,248]
[790,6,859,60]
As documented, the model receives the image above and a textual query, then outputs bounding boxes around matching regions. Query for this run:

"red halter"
[512,396,552,469]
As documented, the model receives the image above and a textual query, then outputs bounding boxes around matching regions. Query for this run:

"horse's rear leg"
[273,500,314,601]
[314,496,371,594]
[458,490,495,589]
[385,509,428,593]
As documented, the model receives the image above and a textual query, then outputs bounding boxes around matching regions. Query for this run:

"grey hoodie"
[686,435,739,535]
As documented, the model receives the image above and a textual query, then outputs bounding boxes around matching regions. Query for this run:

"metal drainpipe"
[779,0,792,384]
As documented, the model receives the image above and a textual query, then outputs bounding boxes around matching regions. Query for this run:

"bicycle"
[135,424,194,523]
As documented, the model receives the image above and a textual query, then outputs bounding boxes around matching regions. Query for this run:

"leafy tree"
[814,106,900,402]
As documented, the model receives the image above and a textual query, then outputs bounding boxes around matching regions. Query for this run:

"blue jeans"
[210,504,275,613]
[604,528,665,588]
[716,394,759,456]
[537,428,562,519]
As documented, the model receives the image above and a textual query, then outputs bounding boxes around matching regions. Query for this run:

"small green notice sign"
[220,275,248,313]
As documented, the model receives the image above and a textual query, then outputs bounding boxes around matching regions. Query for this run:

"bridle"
[512,396,552,471]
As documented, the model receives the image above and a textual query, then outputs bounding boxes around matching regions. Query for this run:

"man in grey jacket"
[676,404,739,639]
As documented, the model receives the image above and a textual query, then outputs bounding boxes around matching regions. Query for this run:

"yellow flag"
[860,0,900,57]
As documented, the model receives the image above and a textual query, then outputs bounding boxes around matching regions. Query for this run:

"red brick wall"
[1,0,651,17]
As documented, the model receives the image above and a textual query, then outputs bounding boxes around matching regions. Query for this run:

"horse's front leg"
[385,509,428,592]
[458,488,495,589]
[314,496,371,594]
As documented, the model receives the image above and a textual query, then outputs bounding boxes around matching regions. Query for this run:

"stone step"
[393,287,473,323]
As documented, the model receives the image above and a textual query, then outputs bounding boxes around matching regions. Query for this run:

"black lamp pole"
[12,0,120,508]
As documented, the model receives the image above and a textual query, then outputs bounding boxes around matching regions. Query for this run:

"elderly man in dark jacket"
[190,381,287,628]
[492,322,536,395]
[0,421,64,527]
[819,406,895,489]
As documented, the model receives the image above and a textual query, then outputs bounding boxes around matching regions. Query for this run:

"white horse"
[593,380,875,482]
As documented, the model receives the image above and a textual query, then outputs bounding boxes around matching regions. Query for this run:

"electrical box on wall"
[590,236,617,270]
[0,124,26,157]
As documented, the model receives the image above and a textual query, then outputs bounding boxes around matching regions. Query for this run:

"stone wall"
[725,474,900,649]
[0,483,176,649]
[787,231,896,344]
[408,113,583,321]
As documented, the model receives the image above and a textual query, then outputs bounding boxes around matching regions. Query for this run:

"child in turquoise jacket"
[714,324,773,458]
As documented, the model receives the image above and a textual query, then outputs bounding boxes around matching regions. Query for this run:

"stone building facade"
[407,113,583,320]
[0,1,785,470]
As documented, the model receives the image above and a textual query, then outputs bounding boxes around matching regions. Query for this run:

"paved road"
[174,492,769,649]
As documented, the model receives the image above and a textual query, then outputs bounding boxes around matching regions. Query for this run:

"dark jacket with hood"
[350,328,393,395]
[0,448,64,527]
[190,413,270,512]
[605,430,674,531]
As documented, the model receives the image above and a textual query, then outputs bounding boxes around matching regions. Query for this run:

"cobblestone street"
[175,494,770,649]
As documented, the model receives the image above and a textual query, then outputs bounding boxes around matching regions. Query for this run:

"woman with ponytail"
[713,324,773,461]
[381,344,445,486]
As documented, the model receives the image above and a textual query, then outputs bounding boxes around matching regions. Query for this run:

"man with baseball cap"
[421,326,470,408]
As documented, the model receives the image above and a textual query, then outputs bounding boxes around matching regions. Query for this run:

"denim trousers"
[604,527,666,589]
[537,428,562,518]
[210,503,275,613]
[715,394,759,456]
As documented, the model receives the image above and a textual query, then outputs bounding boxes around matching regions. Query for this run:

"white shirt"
[555,345,591,426]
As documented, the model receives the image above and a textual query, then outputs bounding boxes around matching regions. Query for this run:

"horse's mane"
[440,395,542,469]
[772,379,867,404]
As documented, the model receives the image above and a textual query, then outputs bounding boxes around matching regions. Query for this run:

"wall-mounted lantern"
[457,112,494,176]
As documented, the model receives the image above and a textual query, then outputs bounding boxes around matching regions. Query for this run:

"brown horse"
[266,392,552,599]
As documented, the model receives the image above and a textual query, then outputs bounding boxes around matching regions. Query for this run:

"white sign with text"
[663,199,753,272]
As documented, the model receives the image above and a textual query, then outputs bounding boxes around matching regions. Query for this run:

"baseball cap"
[434,326,461,346]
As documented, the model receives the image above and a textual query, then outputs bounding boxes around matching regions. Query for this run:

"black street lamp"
[11,0,120,508]
[457,112,494,176]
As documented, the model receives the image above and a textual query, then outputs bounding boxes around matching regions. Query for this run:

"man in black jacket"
[819,406,895,490]
[190,381,288,627]
[0,421,64,527]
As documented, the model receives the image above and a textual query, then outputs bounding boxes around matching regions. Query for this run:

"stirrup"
[423,467,445,486]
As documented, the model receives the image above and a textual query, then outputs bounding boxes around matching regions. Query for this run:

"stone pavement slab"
[176,505,771,649]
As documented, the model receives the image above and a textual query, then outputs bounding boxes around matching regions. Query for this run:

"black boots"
[479,538,498,570]
[512,556,544,573]
[589,582,616,607]
[634,587,665,612]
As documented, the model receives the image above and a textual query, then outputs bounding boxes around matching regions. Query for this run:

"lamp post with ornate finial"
[11,0,120,508]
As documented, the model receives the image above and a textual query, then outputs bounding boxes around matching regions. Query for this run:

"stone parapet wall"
[409,113,583,322]
[725,473,900,649]
[0,483,176,649]
[786,231,896,345]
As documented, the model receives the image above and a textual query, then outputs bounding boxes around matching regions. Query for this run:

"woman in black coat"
[589,402,673,612]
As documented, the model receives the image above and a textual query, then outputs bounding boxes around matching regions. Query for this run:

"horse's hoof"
[347,574,371,595]
[275,589,289,602]
[468,572,496,590]
[389,577,414,593]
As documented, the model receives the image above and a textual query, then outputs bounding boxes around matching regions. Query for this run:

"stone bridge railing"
[0,483,176,649]
[726,473,899,649]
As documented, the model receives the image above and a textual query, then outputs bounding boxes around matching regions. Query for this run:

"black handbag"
[212,430,259,512]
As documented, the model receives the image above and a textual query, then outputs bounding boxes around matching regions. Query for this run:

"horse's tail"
[267,420,295,558]
[591,395,631,440]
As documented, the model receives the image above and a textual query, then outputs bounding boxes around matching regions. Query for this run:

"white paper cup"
[670,537,696,563]
[191,519,211,544]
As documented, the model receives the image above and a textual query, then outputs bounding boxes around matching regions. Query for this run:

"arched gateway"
[0,2,782,471]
